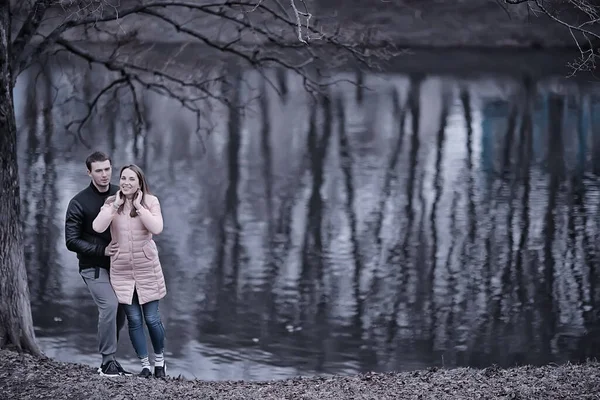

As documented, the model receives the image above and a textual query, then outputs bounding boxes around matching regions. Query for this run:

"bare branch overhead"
[504,0,600,75]
[12,1,392,79]
[8,0,398,147]
[11,0,52,70]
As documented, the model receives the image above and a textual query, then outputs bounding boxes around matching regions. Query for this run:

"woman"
[93,164,167,379]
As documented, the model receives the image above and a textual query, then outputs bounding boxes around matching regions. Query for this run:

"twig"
[65,76,129,148]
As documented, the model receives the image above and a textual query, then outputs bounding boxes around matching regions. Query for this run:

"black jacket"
[65,182,118,270]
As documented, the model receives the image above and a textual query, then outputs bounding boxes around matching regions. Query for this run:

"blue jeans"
[122,291,165,359]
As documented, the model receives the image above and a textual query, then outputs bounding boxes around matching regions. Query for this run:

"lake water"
[13,51,600,380]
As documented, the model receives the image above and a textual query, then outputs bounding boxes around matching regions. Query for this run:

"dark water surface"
[13,53,600,380]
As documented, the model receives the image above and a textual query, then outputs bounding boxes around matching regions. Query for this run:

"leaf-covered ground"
[1,349,600,400]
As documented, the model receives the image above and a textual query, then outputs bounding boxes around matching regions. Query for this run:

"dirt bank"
[1,349,599,400]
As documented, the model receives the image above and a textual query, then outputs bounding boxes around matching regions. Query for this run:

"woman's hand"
[133,190,143,210]
[113,190,125,208]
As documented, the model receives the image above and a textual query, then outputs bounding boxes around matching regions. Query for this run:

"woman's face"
[120,168,141,196]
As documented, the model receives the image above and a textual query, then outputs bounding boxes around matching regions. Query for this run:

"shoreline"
[2,349,600,399]
[46,40,592,80]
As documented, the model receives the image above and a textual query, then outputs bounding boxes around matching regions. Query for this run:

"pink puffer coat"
[92,195,167,305]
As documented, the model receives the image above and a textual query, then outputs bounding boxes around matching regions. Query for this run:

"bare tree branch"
[21,1,386,72]
[64,75,128,147]
[11,0,52,71]
[289,0,312,43]
[505,0,600,75]
[54,38,221,137]
[9,0,399,152]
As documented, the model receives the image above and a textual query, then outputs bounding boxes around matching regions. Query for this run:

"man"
[65,151,131,377]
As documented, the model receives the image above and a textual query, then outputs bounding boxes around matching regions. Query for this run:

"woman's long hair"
[107,164,152,218]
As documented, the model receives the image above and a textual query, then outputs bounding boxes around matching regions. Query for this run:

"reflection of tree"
[269,74,303,276]
[591,96,600,175]
[487,93,520,356]
[540,94,563,363]
[260,77,274,234]
[508,79,535,364]
[298,93,333,372]
[336,96,364,335]
[566,97,588,316]
[478,83,532,365]
[442,189,460,364]
[475,190,497,359]
[372,88,407,280]
[258,76,276,291]
[213,71,243,331]
[578,179,597,325]
[514,79,533,310]
[427,87,449,351]
[502,101,519,177]
[387,75,421,346]
[578,98,597,327]
[461,90,476,244]
[36,69,60,303]
[364,87,407,367]
[452,89,476,360]
[258,75,280,335]
[22,68,39,285]
[24,67,61,307]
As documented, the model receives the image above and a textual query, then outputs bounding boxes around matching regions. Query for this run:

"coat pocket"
[142,241,158,261]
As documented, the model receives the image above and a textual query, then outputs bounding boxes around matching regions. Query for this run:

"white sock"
[140,356,151,369]
[154,353,164,367]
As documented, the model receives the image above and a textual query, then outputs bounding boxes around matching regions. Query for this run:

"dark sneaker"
[99,360,120,377]
[139,367,152,378]
[114,360,133,376]
[154,363,166,379]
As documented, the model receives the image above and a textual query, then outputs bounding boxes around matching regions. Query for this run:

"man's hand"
[104,242,118,257]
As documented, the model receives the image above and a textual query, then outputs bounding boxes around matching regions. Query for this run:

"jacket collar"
[89,181,112,196]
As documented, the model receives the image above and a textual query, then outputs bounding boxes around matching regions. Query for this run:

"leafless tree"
[0,0,392,355]
[504,0,600,75]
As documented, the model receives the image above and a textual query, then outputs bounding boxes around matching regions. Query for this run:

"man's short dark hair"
[86,151,111,171]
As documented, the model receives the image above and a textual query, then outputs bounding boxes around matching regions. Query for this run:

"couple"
[64,151,167,378]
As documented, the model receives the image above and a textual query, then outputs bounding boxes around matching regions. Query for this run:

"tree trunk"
[0,0,42,356]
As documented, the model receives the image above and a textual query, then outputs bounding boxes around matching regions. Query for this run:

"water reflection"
[13,58,600,380]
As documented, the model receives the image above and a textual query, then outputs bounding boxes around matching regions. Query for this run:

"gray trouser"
[80,267,126,356]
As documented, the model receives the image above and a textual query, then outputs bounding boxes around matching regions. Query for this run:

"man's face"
[87,160,112,189]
